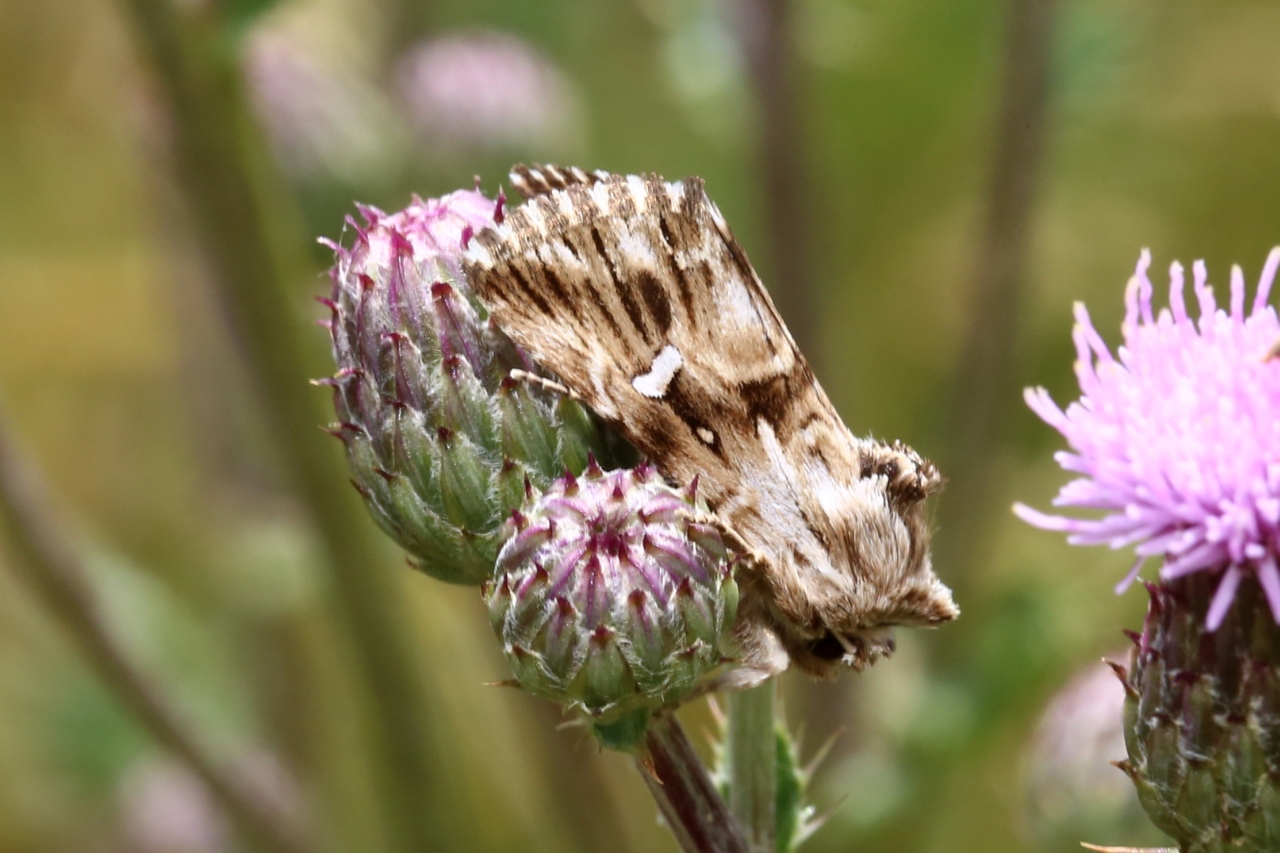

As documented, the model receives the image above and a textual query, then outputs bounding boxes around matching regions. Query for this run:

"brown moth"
[463,165,957,687]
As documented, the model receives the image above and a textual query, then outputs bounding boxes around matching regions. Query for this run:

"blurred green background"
[2,0,1279,850]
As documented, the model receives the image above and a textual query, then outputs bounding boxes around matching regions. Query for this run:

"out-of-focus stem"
[725,685,776,852]
[941,0,1059,582]
[119,1,457,850]
[732,10,811,850]
[736,0,818,367]
[0,416,310,853]
[640,712,751,853]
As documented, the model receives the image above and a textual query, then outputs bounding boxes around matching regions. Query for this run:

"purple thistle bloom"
[1015,247,1280,630]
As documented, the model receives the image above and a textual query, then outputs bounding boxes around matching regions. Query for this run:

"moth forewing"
[463,165,957,684]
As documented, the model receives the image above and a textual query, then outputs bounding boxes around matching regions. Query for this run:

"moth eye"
[807,632,845,661]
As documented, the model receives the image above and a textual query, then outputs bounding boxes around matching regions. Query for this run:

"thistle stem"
[640,712,751,853]
[726,684,777,852]
[940,0,1059,585]
[0,415,310,853]
[736,0,818,368]
[119,2,458,850]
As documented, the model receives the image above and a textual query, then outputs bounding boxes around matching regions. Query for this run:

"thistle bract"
[321,190,625,584]
[484,463,739,750]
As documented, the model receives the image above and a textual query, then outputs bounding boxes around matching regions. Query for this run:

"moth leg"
[507,369,582,401]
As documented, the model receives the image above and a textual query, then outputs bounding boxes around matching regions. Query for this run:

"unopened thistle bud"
[1018,249,1280,851]
[484,462,739,751]
[321,190,627,584]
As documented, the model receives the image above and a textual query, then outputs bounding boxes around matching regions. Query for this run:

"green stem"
[726,683,777,852]
[118,2,457,850]
[0,416,310,853]
[640,712,751,853]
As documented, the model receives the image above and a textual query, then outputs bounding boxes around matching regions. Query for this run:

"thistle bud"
[484,464,739,751]
[1114,576,1280,852]
[322,191,626,584]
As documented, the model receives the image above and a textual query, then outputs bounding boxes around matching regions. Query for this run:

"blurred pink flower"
[118,758,227,853]
[242,23,401,182]
[1022,660,1149,844]
[395,31,580,154]
[1016,248,1280,629]
[116,754,301,853]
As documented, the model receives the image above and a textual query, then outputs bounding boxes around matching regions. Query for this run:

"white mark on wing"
[666,180,685,208]
[590,182,612,212]
[697,427,716,445]
[632,344,683,398]
[522,202,546,232]
[627,174,649,214]
[557,190,578,221]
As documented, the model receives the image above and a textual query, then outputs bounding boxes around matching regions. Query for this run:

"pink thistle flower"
[1015,247,1280,630]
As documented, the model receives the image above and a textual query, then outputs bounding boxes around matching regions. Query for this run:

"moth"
[464,165,957,686]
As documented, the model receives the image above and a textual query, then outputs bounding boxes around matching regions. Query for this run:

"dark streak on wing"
[578,269,625,339]
[504,263,555,319]
[662,373,730,461]
[737,360,815,437]
[637,270,673,336]
[540,264,574,307]
[655,212,698,323]
[590,225,650,341]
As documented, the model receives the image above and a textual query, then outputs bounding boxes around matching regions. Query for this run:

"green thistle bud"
[321,190,628,584]
[484,462,739,751]
[1112,576,1280,852]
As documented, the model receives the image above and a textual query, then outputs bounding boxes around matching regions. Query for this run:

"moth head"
[777,441,957,678]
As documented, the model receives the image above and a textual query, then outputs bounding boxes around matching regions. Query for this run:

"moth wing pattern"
[464,166,956,683]
[465,169,814,520]
[508,164,612,198]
